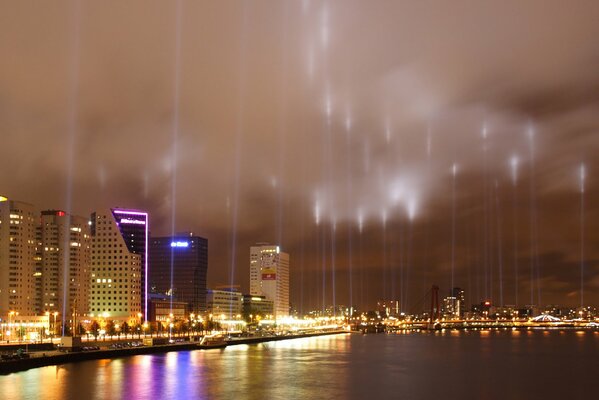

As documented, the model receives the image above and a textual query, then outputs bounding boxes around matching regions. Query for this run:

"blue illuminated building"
[149,233,208,313]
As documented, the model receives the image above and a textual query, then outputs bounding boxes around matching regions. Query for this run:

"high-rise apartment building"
[452,287,465,318]
[377,299,400,318]
[0,196,40,318]
[443,288,465,319]
[89,209,147,319]
[149,233,208,313]
[40,210,91,319]
[249,244,289,318]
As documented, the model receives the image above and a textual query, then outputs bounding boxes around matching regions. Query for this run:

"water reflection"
[1,331,598,400]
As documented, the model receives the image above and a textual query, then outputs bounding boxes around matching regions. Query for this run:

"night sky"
[1,1,598,311]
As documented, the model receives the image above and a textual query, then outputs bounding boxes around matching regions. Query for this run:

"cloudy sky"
[1,0,598,311]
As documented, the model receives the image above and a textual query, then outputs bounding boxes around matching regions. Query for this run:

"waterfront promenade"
[0,330,347,375]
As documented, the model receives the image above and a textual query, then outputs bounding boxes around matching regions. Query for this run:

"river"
[1,329,598,399]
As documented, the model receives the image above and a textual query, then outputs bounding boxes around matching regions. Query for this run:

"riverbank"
[0,330,347,375]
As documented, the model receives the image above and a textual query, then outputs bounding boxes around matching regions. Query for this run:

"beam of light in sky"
[320,4,329,50]
[406,197,418,222]
[580,163,586,193]
[345,112,352,131]
[357,208,364,234]
[314,195,321,225]
[580,162,586,307]
[385,118,391,144]
[510,155,519,185]
[426,125,432,158]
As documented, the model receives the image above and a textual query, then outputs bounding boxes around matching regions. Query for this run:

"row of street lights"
[2,310,320,343]
[2,311,55,343]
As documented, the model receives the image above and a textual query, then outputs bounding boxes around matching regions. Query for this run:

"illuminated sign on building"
[170,241,189,248]
[120,218,146,225]
[262,267,276,280]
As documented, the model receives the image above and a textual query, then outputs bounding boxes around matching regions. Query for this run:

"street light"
[189,313,195,337]
[53,312,58,337]
[7,311,18,343]
[137,313,143,339]
[168,313,174,339]
[45,312,50,341]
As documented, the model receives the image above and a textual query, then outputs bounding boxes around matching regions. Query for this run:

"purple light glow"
[113,209,148,216]
[120,218,146,225]
[145,215,148,320]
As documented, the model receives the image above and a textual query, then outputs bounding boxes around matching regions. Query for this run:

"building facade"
[377,299,400,318]
[89,209,147,320]
[452,287,465,318]
[148,299,188,324]
[249,244,289,318]
[242,294,274,321]
[40,210,91,320]
[0,196,40,318]
[206,288,242,318]
[149,233,208,313]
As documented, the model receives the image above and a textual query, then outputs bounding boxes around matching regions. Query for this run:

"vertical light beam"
[579,163,586,308]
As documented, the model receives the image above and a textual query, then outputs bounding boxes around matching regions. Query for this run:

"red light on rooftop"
[56,211,65,217]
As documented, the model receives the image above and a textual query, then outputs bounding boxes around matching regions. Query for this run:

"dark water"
[2,330,599,400]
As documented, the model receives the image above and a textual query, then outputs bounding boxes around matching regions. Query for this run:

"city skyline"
[1,194,596,314]
[1,1,598,311]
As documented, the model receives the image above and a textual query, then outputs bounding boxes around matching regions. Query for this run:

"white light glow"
[120,218,146,225]
[314,199,320,225]
[580,163,586,193]
[357,208,364,233]
[510,155,519,184]
[406,197,418,221]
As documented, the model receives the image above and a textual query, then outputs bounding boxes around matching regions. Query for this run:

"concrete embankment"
[0,343,55,352]
[0,330,347,375]
[0,342,197,375]
[226,330,347,345]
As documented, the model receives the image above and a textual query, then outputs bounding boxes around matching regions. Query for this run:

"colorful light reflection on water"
[2,331,598,400]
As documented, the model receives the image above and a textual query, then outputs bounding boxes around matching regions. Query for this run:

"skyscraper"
[89,208,147,320]
[443,287,465,319]
[250,244,289,318]
[149,233,208,313]
[453,287,465,318]
[40,210,91,320]
[0,196,39,317]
